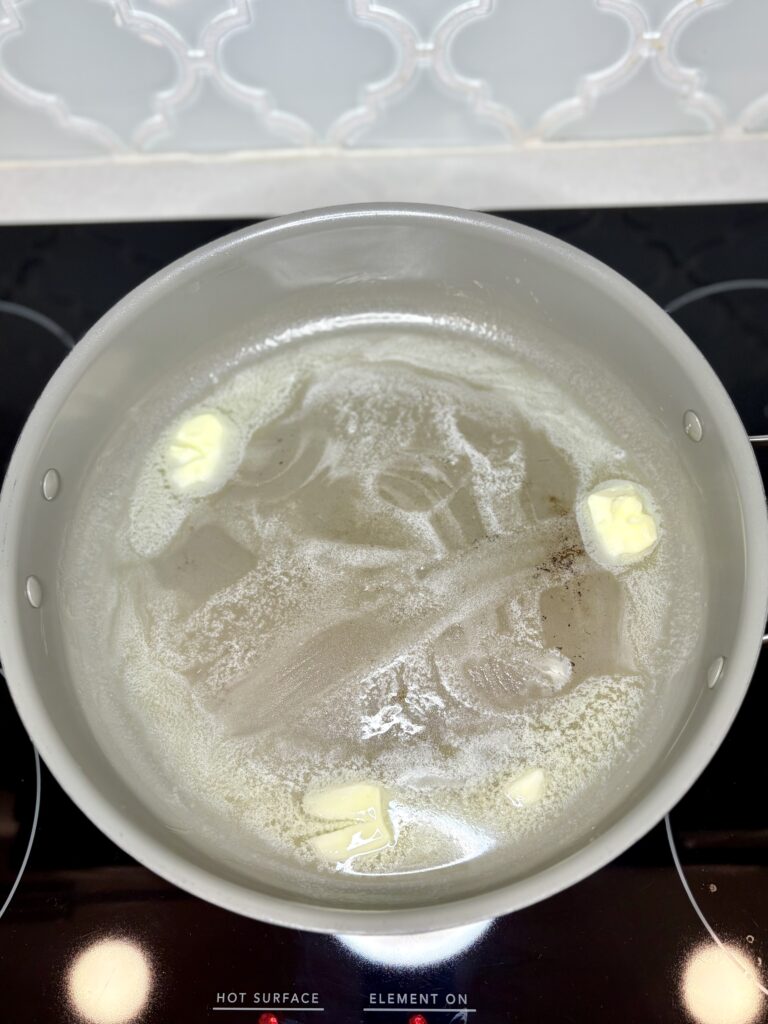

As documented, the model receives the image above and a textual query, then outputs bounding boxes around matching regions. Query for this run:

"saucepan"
[0,205,766,934]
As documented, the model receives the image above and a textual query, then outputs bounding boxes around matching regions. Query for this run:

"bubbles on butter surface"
[58,325,706,882]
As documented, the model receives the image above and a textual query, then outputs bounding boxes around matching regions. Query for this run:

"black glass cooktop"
[2,206,768,1024]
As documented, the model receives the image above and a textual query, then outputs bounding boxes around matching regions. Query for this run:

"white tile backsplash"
[449,0,631,136]
[0,0,766,220]
[1,0,765,159]
[677,0,768,129]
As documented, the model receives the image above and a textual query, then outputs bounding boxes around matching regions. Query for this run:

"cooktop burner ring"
[665,812,768,998]
[0,665,41,923]
[665,279,768,316]
[0,300,74,352]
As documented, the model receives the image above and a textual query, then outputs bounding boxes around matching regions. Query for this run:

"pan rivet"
[25,575,42,609]
[683,410,703,442]
[42,468,60,500]
[707,656,725,689]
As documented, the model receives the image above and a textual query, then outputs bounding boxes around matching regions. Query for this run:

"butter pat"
[304,782,393,865]
[303,782,387,823]
[581,479,659,566]
[167,411,235,491]
[504,768,547,807]
[309,821,391,863]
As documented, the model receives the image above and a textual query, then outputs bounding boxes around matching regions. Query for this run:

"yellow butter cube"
[504,768,547,807]
[309,821,392,864]
[167,411,233,490]
[304,781,393,865]
[303,782,387,823]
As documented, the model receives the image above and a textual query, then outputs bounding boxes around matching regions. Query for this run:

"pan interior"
[7,210,754,925]
[57,302,706,909]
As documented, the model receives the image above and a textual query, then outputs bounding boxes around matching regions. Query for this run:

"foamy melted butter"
[61,329,704,878]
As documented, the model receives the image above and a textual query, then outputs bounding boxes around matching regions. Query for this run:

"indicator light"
[409,1015,429,1024]
[258,1014,279,1024]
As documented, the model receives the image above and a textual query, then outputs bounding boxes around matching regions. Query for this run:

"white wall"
[1,0,767,220]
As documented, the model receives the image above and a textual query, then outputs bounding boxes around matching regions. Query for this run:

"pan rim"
[1,202,766,935]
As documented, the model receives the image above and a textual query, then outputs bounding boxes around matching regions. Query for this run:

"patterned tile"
[0,0,765,158]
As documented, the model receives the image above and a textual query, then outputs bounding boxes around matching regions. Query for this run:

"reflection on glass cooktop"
[1,206,768,1024]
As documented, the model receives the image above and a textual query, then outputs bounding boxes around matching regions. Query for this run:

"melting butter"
[581,479,658,566]
[304,782,393,864]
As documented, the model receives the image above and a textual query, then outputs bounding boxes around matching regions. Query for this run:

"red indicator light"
[258,1014,279,1024]
[409,1016,428,1024]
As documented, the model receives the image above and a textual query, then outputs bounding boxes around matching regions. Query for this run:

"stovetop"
[2,206,768,1024]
